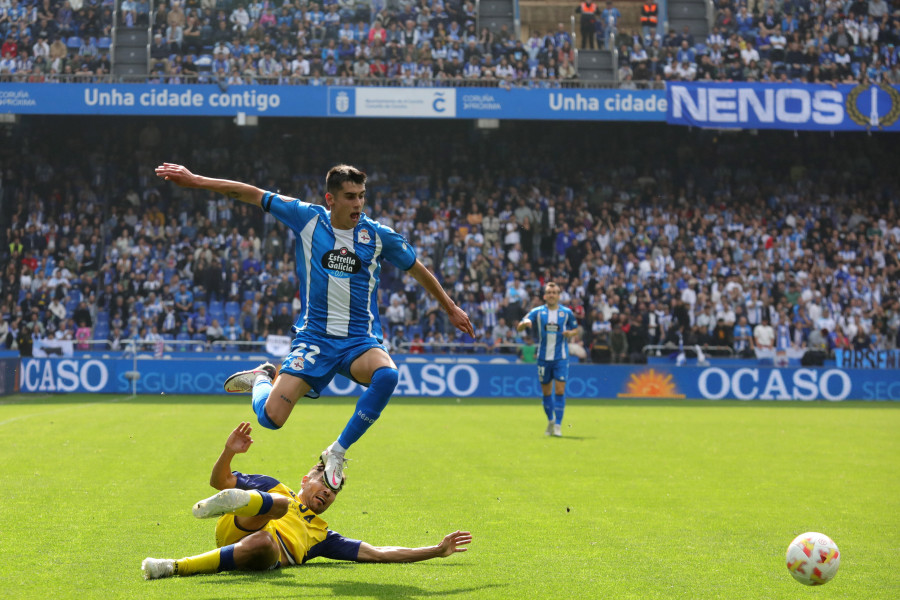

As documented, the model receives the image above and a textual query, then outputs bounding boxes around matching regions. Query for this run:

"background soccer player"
[142,422,472,579]
[515,282,579,437]
[155,163,474,490]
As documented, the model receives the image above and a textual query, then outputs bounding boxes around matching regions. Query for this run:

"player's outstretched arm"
[155,163,265,207]
[408,260,474,336]
[209,422,254,490]
[355,530,472,563]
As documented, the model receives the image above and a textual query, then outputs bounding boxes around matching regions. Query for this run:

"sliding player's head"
[301,463,344,514]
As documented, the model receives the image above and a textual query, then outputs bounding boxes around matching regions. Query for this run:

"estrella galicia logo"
[322,247,361,278]
[846,83,900,130]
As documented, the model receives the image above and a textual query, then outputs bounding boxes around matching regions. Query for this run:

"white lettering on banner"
[461,93,501,110]
[550,92,667,113]
[324,363,480,396]
[708,88,737,123]
[446,365,478,396]
[0,90,36,106]
[697,368,851,400]
[209,90,280,111]
[84,88,136,106]
[21,359,109,393]
[355,89,456,117]
[671,86,844,125]
[419,364,446,395]
[83,88,281,112]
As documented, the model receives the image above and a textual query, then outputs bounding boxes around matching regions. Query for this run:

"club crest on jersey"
[291,356,305,370]
[322,248,361,278]
[358,229,371,244]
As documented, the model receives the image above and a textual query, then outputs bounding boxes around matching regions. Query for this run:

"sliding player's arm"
[355,530,472,563]
[209,422,254,490]
[155,163,266,207]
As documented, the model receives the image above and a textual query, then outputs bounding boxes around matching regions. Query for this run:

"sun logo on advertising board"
[617,369,686,398]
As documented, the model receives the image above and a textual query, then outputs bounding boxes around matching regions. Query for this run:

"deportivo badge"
[358,229,371,244]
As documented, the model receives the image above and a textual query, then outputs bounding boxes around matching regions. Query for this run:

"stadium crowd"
[0,0,116,80]
[623,0,900,85]
[1,118,898,362]
[5,0,900,85]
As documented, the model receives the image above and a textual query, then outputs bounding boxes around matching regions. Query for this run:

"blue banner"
[666,82,900,131]
[0,83,667,121]
[834,349,900,369]
[16,357,900,401]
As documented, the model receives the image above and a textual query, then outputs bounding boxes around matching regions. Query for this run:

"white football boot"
[552,424,563,437]
[224,362,277,393]
[141,558,175,580]
[319,443,348,491]
[192,488,252,519]
[545,421,555,436]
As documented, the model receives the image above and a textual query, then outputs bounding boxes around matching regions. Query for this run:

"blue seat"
[242,290,256,302]
[65,300,79,315]
[175,332,191,352]
[95,310,109,326]
[96,36,111,49]
[208,301,225,322]
[94,323,110,339]
[67,36,83,49]
[68,289,82,304]
[193,300,207,312]
[224,301,240,318]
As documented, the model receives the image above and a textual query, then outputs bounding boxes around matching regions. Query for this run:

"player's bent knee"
[238,531,281,570]
[257,404,284,430]
[370,366,398,392]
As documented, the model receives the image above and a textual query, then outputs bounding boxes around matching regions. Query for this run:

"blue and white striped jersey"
[524,304,578,362]
[263,191,417,341]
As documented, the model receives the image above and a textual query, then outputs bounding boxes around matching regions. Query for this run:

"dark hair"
[306,462,345,490]
[325,164,366,195]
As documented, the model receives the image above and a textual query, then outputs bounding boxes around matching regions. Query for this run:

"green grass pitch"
[0,393,898,599]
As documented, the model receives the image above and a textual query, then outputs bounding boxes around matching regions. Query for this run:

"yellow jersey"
[214,472,361,566]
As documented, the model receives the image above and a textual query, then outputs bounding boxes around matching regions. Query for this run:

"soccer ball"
[785,532,841,585]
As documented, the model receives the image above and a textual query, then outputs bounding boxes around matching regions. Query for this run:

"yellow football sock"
[231,490,270,517]
[174,549,222,576]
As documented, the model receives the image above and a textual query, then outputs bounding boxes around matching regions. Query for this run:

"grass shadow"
[192,568,505,599]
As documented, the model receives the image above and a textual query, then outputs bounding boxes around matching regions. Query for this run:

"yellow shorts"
[215,514,275,548]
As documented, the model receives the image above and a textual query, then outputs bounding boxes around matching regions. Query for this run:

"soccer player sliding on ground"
[142,422,472,579]
[156,163,474,490]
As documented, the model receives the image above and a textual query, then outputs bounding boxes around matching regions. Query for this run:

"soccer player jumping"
[155,163,474,490]
[516,282,579,437]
